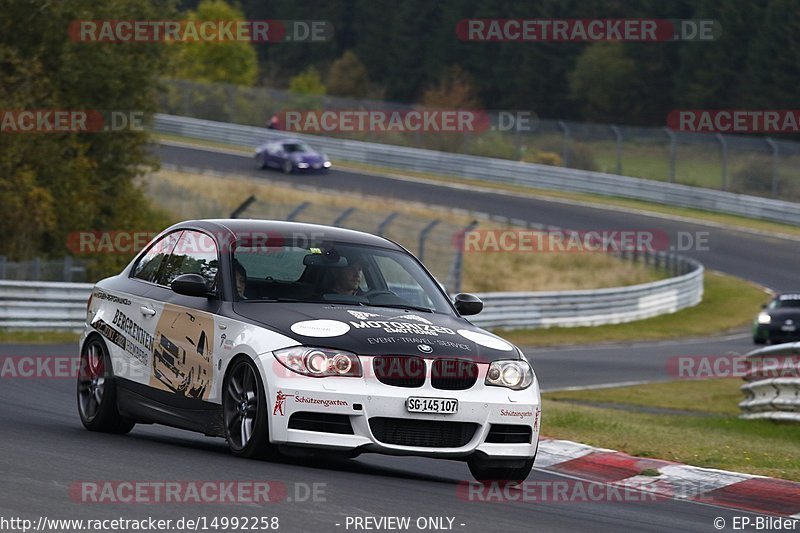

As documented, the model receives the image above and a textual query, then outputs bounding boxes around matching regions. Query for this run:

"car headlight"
[757,312,771,324]
[297,162,310,168]
[485,359,534,390]
[323,161,332,168]
[273,347,362,377]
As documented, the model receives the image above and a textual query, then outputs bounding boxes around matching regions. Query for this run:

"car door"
[146,230,222,403]
[103,230,182,384]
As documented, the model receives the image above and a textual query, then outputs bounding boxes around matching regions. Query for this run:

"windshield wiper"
[242,297,366,306]
[366,303,435,313]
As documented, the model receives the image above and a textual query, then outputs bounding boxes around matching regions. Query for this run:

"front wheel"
[222,357,279,460]
[282,160,294,174]
[77,336,135,434]
[468,457,534,484]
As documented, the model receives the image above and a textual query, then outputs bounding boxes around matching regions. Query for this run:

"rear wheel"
[76,336,135,434]
[223,357,279,460]
[257,153,268,169]
[468,457,534,484]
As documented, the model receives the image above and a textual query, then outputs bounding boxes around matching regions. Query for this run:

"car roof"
[169,219,403,250]
[776,293,800,299]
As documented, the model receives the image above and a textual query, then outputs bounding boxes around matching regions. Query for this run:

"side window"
[132,231,181,282]
[156,231,219,288]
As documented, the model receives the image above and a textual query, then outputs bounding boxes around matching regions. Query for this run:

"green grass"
[499,271,768,347]
[547,379,742,416]
[542,379,800,481]
[0,330,80,344]
[153,133,800,238]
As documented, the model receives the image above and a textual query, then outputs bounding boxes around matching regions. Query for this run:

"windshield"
[283,142,311,153]
[232,239,452,314]
[771,297,800,309]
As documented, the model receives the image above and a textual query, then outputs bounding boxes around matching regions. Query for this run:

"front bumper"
[254,354,540,460]
[294,159,331,171]
[754,324,800,343]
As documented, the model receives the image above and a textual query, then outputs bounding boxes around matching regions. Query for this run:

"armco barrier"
[469,256,703,329]
[739,342,800,423]
[0,280,93,330]
[154,114,800,226]
[0,254,702,331]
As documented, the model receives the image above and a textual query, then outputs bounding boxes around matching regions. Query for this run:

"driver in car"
[233,259,248,299]
[327,260,364,295]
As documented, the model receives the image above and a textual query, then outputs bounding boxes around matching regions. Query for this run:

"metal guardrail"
[154,114,800,226]
[471,254,703,329]
[739,343,800,423]
[0,254,702,331]
[0,280,92,330]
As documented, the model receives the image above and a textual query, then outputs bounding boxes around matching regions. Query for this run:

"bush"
[731,158,774,196]
[521,150,562,166]
[566,143,599,171]
[524,138,598,171]
[466,131,519,159]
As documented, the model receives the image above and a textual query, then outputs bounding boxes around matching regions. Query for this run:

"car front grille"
[368,417,477,448]
[288,412,354,434]
[431,359,478,390]
[372,356,426,388]
[485,424,532,444]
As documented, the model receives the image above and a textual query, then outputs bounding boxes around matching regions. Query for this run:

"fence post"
[230,195,256,218]
[664,127,676,183]
[32,257,41,281]
[449,220,479,294]
[0,255,5,279]
[63,256,73,282]
[766,138,779,198]
[333,207,356,226]
[377,212,399,236]
[610,125,623,175]
[716,133,728,191]
[286,201,310,221]
[418,220,440,263]
[558,121,571,167]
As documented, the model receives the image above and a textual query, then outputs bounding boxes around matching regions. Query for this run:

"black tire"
[282,160,293,174]
[222,357,279,460]
[76,336,135,434]
[753,336,766,345]
[468,457,535,484]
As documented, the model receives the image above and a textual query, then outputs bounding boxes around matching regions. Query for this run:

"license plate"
[406,397,458,414]
[781,325,796,332]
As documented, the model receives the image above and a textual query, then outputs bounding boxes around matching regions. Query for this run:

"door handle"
[140,306,156,317]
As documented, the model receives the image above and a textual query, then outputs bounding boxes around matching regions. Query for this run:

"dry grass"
[143,169,661,292]
[462,251,663,292]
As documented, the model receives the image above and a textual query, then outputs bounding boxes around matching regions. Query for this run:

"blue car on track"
[255,139,332,174]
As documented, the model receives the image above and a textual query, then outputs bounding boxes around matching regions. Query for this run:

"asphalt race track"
[0,142,792,532]
[0,344,766,532]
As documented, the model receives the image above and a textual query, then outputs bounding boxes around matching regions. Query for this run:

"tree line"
[220,0,798,125]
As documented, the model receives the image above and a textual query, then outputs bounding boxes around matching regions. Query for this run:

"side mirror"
[172,273,210,297]
[454,293,483,316]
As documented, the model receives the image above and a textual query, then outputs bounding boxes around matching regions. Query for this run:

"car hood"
[763,308,800,321]
[232,302,519,362]
[291,152,324,163]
